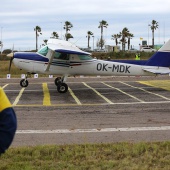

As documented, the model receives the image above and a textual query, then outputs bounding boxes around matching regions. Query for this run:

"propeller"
[8,54,14,73]
[7,44,14,73]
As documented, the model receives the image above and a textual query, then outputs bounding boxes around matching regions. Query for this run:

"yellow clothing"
[0,87,12,112]
[135,55,140,60]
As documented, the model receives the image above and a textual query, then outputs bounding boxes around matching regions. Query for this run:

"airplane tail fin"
[145,39,170,67]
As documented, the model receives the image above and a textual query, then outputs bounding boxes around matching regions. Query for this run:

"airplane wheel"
[55,77,61,86]
[57,83,68,93]
[20,79,29,87]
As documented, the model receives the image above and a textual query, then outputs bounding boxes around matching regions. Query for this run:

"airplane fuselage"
[13,52,154,77]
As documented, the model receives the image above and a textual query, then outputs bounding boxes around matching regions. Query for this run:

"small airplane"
[7,38,170,93]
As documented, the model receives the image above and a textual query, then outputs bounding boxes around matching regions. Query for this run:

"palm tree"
[34,26,42,51]
[42,39,48,46]
[119,27,130,51]
[96,39,105,49]
[111,34,121,46]
[86,31,93,48]
[127,33,134,50]
[149,20,159,48]
[51,32,59,39]
[98,20,108,49]
[65,33,73,41]
[63,21,73,41]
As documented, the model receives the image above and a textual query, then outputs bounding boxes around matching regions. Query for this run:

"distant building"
[140,40,163,50]
[105,45,120,52]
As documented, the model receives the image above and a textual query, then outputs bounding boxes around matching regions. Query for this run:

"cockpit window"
[78,54,93,60]
[37,46,48,56]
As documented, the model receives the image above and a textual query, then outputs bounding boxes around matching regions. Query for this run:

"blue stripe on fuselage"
[109,60,147,65]
[109,51,170,67]
[14,52,49,62]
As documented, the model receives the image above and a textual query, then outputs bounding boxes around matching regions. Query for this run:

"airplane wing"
[47,39,90,55]
[44,39,90,71]
[143,67,170,75]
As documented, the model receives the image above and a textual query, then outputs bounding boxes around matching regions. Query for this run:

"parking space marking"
[2,84,8,89]
[82,82,113,104]
[120,81,170,101]
[13,88,25,106]
[13,100,170,107]
[16,126,170,134]
[7,80,170,107]
[138,80,170,91]
[68,87,82,105]
[42,83,51,106]
[102,82,144,102]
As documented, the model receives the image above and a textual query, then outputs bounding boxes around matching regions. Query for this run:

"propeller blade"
[8,56,14,73]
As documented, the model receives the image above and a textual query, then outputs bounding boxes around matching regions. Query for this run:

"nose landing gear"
[20,73,30,87]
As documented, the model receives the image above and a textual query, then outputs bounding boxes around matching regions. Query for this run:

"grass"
[0,60,48,78]
[0,142,170,170]
[0,60,22,78]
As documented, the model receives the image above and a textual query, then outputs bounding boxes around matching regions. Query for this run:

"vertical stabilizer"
[145,39,170,67]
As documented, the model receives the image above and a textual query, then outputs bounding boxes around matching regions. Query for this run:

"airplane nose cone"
[7,52,14,58]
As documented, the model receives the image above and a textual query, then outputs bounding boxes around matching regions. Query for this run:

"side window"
[54,52,69,60]
[78,54,93,60]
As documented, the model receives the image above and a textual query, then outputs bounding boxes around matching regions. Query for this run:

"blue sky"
[0,0,170,51]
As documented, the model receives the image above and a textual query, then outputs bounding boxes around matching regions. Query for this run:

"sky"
[0,0,170,51]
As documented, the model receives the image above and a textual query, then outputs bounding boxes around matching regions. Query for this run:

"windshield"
[37,46,48,56]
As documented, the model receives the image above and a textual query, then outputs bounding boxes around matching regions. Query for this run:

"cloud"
[0,0,170,50]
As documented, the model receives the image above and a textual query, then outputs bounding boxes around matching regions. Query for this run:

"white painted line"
[82,82,113,104]
[16,126,170,134]
[102,82,144,102]
[120,81,170,101]
[13,88,25,106]
[68,87,82,105]
[2,84,8,89]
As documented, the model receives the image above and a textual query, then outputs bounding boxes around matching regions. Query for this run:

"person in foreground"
[0,87,17,155]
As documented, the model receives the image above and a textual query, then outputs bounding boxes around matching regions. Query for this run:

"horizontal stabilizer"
[143,67,170,75]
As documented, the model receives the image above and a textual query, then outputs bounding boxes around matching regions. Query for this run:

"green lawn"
[0,142,170,170]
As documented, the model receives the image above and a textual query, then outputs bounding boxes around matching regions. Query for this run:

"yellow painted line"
[82,82,113,104]
[2,84,8,89]
[121,81,170,101]
[68,87,82,105]
[138,80,170,91]
[12,88,25,106]
[42,83,51,106]
[102,82,144,102]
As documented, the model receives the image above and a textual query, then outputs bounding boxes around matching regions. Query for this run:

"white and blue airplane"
[8,38,170,93]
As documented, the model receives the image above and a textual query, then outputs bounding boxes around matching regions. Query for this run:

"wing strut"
[44,49,55,72]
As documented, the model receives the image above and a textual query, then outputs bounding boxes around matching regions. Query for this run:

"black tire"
[20,79,29,87]
[54,77,61,86]
[57,83,68,93]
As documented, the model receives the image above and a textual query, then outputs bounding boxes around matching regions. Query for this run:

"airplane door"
[69,54,81,74]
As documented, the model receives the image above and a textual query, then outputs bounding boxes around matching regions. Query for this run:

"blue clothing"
[0,108,17,154]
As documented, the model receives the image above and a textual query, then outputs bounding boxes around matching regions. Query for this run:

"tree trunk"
[152,30,154,48]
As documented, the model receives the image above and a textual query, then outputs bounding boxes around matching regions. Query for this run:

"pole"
[60,22,62,40]
[1,27,3,55]
[92,36,94,51]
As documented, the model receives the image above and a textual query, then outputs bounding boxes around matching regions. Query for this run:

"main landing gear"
[54,76,68,93]
[19,74,68,93]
